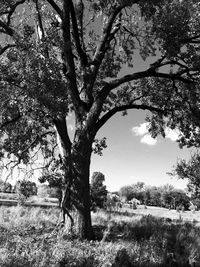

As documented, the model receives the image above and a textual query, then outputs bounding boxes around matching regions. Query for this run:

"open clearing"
[0,192,199,224]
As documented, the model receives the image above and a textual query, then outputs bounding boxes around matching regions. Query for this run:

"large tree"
[1,0,200,239]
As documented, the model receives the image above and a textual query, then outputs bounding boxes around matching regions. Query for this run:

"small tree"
[90,172,107,211]
[119,185,135,201]
[16,180,37,201]
[0,180,12,193]
[3,182,12,193]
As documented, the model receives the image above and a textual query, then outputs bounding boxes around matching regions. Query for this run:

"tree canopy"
[172,153,200,203]
[1,0,200,239]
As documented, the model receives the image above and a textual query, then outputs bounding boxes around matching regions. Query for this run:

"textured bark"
[68,133,94,239]
[56,120,94,239]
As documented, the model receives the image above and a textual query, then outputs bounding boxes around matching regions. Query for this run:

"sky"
[89,110,193,192]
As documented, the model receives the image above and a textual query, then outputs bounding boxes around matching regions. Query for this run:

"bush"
[16,180,37,201]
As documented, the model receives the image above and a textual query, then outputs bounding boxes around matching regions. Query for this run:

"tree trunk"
[59,137,94,239]
[69,137,94,239]
[55,117,95,239]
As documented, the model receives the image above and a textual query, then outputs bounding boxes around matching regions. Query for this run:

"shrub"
[15,180,37,204]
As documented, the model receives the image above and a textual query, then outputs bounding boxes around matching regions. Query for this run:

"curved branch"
[107,69,193,91]
[95,104,166,131]
[0,44,16,55]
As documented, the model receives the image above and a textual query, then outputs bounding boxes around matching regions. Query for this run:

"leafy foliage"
[172,153,200,207]
[15,180,37,200]
[119,182,190,209]
[0,180,12,193]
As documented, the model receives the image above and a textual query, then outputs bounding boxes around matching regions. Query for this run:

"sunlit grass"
[0,206,200,266]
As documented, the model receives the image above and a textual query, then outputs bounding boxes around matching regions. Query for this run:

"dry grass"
[0,206,200,266]
[107,205,200,224]
[135,205,200,224]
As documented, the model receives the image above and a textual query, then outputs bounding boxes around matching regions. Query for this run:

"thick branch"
[35,0,45,39]
[96,104,166,131]
[0,20,14,36]
[46,0,63,18]
[68,0,87,66]
[107,69,193,91]
[86,6,125,97]
[92,0,139,66]
[62,0,84,113]
[92,6,124,66]
[0,44,16,55]
[53,117,72,153]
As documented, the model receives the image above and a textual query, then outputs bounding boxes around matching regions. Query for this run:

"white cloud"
[131,122,149,136]
[131,122,180,146]
[141,134,157,146]
[132,122,157,146]
[165,128,180,141]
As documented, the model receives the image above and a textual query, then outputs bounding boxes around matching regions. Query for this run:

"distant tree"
[3,182,12,193]
[143,189,151,205]
[16,180,37,200]
[135,182,145,191]
[148,186,162,207]
[90,172,107,211]
[119,185,135,201]
[0,179,12,193]
[171,190,190,210]
[131,182,146,203]
[0,180,4,192]
[160,184,175,208]
[161,191,174,208]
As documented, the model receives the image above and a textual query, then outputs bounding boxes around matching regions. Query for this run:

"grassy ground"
[0,206,200,266]
[120,205,200,225]
[0,193,59,208]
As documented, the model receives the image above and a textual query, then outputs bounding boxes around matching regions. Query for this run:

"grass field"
[0,205,200,266]
[124,205,200,224]
[0,193,59,208]
[0,192,199,224]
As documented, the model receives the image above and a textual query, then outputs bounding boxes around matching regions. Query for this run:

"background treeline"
[0,173,195,211]
[118,182,191,210]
